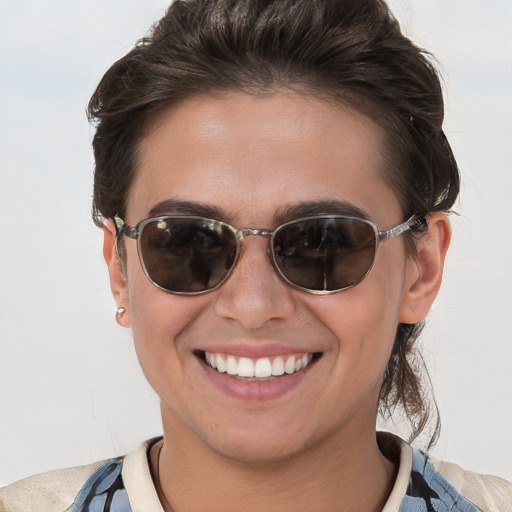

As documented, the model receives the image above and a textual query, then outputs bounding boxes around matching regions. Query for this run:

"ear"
[103,219,131,328]
[399,212,451,324]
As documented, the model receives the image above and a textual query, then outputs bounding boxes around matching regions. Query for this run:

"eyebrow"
[148,199,232,221]
[146,198,370,226]
[274,200,371,224]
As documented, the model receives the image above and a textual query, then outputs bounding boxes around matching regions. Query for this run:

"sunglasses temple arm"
[379,215,422,241]
[113,216,138,239]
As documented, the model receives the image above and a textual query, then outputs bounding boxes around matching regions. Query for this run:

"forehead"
[128,92,401,226]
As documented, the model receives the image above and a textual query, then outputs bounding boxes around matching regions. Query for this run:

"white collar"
[121,433,413,511]
[122,437,164,512]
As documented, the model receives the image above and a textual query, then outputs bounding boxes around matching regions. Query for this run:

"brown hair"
[88,0,460,446]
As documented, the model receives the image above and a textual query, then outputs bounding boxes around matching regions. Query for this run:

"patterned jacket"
[1,434,511,511]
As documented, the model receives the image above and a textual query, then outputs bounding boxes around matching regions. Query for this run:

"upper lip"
[195,342,320,359]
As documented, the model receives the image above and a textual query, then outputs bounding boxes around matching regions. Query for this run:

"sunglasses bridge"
[236,227,273,240]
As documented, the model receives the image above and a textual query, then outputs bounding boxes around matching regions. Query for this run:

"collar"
[121,433,414,511]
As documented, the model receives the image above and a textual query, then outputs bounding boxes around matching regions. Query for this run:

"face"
[109,92,423,462]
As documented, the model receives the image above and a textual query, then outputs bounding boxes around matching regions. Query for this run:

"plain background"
[0,0,511,486]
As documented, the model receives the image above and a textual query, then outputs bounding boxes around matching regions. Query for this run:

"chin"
[212,440,305,464]
[201,422,316,464]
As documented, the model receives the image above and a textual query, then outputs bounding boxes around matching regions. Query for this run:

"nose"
[213,236,296,329]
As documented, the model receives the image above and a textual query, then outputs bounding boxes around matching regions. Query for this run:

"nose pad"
[225,229,278,285]
[229,236,281,288]
[213,236,296,329]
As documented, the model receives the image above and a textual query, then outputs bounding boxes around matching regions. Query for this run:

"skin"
[104,92,450,512]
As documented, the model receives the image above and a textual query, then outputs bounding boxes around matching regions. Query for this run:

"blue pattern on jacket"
[399,450,480,511]
[64,459,130,512]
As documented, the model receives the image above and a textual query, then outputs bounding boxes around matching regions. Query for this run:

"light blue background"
[1,0,511,485]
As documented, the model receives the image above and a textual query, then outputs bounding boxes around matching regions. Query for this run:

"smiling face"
[106,92,428,462]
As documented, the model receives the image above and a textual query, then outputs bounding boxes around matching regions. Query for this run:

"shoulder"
[430,455,512,512]
[378,432,512,512]
[407,444,512,512]
[0,438,161,512]
[0,460,105,512]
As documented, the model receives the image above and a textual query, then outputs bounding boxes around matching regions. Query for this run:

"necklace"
[155,440,174,512]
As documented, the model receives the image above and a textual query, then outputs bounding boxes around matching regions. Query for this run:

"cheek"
[316,288,399,360]
[123,254,204,384]
[311,254,407,380]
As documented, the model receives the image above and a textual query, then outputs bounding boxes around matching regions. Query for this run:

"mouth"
[196,351,322,381]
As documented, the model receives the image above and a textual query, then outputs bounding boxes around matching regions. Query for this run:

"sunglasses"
[114,214,421,295]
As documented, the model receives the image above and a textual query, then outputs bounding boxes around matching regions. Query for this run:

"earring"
[116,306,126,317]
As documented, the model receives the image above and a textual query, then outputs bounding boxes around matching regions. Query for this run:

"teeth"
[226,356,237,375]
[284,356,296,375]
[254,358,272,378]
[215,354,226,373]
[271,357,285,376]
[204,352,314,379]
[238,358,254,377]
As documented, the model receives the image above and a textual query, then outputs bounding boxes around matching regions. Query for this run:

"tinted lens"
[139,218,237,293]
[272,217,377,291]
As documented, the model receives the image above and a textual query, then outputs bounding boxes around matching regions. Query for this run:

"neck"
[152,417,396,512]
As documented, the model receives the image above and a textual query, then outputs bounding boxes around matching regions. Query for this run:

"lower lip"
[198,357,318,401]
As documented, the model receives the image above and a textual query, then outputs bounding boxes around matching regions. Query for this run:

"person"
[1,0,511,510]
